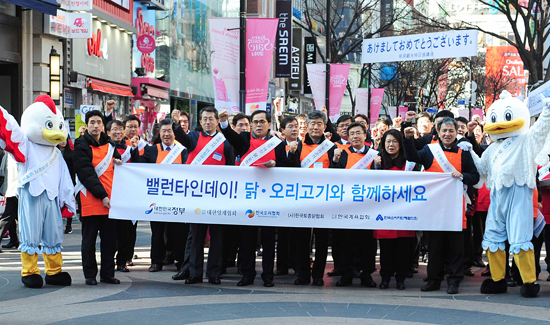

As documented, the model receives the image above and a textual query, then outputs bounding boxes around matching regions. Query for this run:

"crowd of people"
[1,102,549,294]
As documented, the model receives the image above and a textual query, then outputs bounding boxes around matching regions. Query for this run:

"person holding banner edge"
[403,117,479,294]
[171,107,235,285]
[130,119,189,275]
[219,109,296,287]
[74,110,123,285]
[331,122,380,288]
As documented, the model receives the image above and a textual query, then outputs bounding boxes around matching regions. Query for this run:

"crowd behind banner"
[1,103,549,294]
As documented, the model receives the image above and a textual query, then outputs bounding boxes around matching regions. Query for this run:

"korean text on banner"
[370,88,385,122]
[528,80,550,116]
[355,88,369,115]
[245,18,279,114]
[110,164,464,231]
[209,18,240,114]
[362,30,478,64]
[306,63,350,122]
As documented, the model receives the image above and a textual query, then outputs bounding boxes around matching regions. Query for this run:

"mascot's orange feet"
[21,252,43,288]
[44,252,71,286]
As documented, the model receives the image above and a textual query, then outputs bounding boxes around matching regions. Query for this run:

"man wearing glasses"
[219,109,297,287]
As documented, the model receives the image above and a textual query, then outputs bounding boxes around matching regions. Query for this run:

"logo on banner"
[245,209,255,218]
[330,74,347,88]
[195,208,202,215]
[247,35,274,56]
[73,17,86,27]
[376,214,384,221]
[137,34,156,54]
[145,203,156,214]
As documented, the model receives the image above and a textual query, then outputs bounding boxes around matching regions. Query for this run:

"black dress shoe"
[100,277,121,284]
[274,269,288,276]
[481,269,491,276]
[336,276,353,287]
[421,281,441,292]
[473,259,486,267]
[379,281,389,289]
[163,257,175,265]
[2,242,19,249]
[327,269,343,277]
[312,278,324,286]
[148,264,163,272]
[127,260,134,267]
[396,282,406,290]
[85,278,97,285]
[172,269,190,280]
[447,284,459,294]
[209,277,221,285]
[422,277,429,282]
[294,278,310,285]
[117,265,129,273]
[464,268,474,276]
[185,277,203,284]
[263,279,274,287]
[237,277,254,286]
[360,277,377,288]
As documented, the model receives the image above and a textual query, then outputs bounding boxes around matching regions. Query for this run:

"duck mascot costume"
[470,90,550,297]
[0,95,75,288]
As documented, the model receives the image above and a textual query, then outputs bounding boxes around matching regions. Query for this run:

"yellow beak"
[484,118,525,135]
[42,129,67,144]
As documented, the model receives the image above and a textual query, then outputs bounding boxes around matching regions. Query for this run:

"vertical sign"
[275,0,292,78]
[289,28,302,91]
[303,36,316,94]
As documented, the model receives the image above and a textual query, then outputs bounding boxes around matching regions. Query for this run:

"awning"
[89,78,134,97]
[144,85,169,100]
[2,0,59,16]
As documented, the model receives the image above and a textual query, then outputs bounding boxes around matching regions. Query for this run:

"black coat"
[73,131,121,201]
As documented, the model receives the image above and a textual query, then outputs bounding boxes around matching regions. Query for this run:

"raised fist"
[219,110,229,122]
[404,127,415,139]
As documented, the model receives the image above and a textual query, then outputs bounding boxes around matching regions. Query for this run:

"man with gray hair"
[403,117,479,295]
[288,110,337,286]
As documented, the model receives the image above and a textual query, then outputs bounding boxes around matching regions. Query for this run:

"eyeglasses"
[252,120,268,125]
[348,131,364,136]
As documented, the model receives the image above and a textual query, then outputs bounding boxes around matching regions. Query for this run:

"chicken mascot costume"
[0,95,75,288]
[471,90,550,297]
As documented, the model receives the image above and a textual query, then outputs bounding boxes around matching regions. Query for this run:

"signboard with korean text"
[44,10,92,39]
[57,0,93,11]
[110,164,463,231]
[133,4,157,77]
[361,30,478,64]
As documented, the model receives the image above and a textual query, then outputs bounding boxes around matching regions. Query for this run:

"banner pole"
[325,0,330,117]
[239,0,247,113]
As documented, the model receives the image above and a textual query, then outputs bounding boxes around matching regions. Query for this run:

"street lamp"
[49,46,61,102]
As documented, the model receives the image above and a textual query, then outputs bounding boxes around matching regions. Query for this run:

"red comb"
[34,94,56,115]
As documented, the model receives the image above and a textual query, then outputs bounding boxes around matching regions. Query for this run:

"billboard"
[485,46,526,107]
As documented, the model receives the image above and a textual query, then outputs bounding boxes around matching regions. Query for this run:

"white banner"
[355,88,369,115]
[527,80,550,116]
[44,10,92,39]
[362,30,478,64]
[109,164,464,231]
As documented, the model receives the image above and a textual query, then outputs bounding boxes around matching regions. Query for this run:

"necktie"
[166,146,171,151]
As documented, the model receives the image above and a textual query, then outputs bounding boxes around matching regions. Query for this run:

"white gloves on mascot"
[0,95,75,288]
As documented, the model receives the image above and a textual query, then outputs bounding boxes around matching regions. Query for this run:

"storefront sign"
[289,28,302,91]
[245,18,279,114]
[79,105,101,122]
[134,5,157,76]
[275,0,292,78]
[73,19,132,85]
[304,37,316,94]
[57,0,93,11]
[44,10,92,39]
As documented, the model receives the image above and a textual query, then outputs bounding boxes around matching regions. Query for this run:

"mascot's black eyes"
[504,110,513,122]
[45,120,53,130]
[490,113,497,123]
[59,122,64,130]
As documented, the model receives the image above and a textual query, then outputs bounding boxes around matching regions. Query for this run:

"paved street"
[1,221,550,325]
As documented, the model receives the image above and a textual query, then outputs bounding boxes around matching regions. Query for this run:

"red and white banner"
[370,88,385,122]
[245,18,279,114]
[209,18,241,113]
[306,64,350,122]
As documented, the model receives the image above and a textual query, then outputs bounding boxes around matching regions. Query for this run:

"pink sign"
[471,108,484,120]
[305,63,350,122]
[370,88,385,122]
[398,106,408,119]
[328,64,350,121]
[137,34,155,54]
[245,18,279,114]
